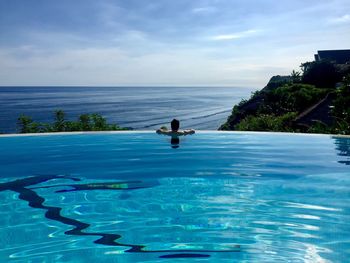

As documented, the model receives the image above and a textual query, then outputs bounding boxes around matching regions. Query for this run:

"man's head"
[171,119,180,131]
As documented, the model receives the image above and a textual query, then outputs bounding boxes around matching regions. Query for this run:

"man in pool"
[156,119,195,148]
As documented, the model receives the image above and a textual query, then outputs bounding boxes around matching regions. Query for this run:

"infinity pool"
[0,132,349,262]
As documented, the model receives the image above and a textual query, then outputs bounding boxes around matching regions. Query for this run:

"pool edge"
[0,130,349,138]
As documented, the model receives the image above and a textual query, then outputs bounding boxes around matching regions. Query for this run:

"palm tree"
[291,70,301,83]
[54,110,66,132]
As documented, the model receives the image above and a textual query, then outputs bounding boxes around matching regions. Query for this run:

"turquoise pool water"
[0,132,349,262]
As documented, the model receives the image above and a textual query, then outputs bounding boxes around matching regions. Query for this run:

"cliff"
[220,60,350,134]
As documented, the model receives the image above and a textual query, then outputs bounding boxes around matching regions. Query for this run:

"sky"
[0,0,349,87]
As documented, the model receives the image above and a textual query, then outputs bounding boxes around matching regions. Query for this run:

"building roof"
[315,49,350,64]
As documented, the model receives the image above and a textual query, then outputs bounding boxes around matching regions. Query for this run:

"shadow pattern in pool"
[0,174,240,259]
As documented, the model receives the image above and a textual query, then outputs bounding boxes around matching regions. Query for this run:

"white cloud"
[210,30,259,41]
[112,30,148,43]
[192,6,217,14]
[0,45,300,88]
[329,14,350,24]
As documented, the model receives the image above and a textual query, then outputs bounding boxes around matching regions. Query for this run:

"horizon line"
[0,85,260,89]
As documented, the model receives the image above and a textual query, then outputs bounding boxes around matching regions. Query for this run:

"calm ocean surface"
[0,86,254,133]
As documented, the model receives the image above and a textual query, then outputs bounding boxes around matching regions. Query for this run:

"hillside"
[220,60,350,135]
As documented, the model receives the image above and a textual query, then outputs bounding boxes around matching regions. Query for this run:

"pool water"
[0,132,349,262]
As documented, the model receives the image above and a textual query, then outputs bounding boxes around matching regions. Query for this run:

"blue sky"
[0,0,349,87]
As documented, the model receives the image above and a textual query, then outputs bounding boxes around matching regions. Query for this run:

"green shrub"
[307,121,332,134]
[330,74,350,134]
[236,112,298,132]
[261,83,329,114]
[17,111,128,133]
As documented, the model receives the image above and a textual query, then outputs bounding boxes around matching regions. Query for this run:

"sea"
[0,86,255,133]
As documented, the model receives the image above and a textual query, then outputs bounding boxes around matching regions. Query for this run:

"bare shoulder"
[156,129,195,136]
[156,129,170,135]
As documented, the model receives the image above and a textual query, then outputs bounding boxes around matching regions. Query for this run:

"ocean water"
[0,132,350,262]
[0,86,254,133]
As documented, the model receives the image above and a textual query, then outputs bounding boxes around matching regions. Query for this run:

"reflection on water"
[332,136,350,165]
[170,137,180,149]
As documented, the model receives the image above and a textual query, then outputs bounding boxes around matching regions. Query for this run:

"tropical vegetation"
[17,110,129,133]
[220,59,350,134]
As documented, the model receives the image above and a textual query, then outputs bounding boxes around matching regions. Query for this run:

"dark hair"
[171,119,180,131]
[171,137,180,148]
